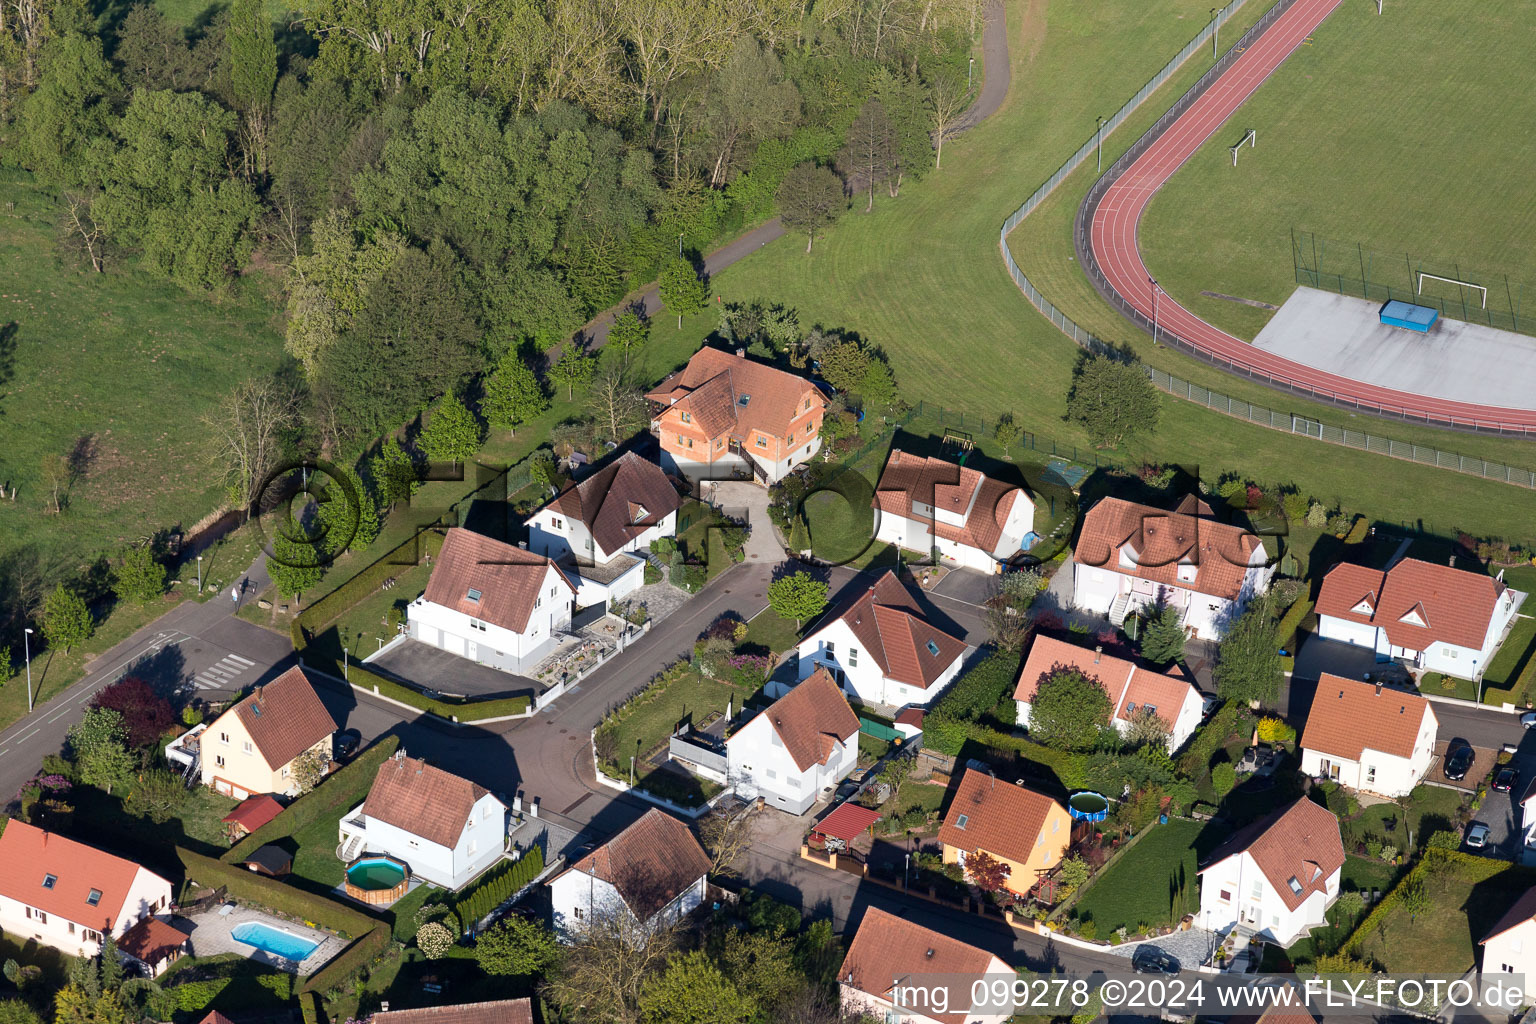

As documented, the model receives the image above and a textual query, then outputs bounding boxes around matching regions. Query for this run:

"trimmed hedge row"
[454,847,546,930]
[225,735,402,865]
[300,923,393,995]
[178,848,378,939]
[299,530,447,636]
[341,663,531,721]
[170,971,293,1011]
[1276,596,1314,653]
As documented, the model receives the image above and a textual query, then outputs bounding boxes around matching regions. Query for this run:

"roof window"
[466,587,482,602]
[738,394,751,407]
[87,889,102,906]
[1287,877,1303,896]
[926,640,941,656]
[955,814,969,830]
[42,874,57,889]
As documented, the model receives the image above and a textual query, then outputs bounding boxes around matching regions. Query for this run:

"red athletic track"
[1087,0,1536,434]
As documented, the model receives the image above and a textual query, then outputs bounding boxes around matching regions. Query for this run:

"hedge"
[339,663,531,721]
[453,847,546,931]
[1344,516,1371,544]
[225,735,402,864]
[297,529,447,638]
[1276,597,1314,653]
[177,848,378,939]
[300,923,393,995]
[930,652,1020,722]
[169,971,293,1011]
[299,991,323,1024]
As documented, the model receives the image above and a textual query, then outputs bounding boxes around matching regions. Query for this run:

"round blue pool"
[1068,791,1110,823]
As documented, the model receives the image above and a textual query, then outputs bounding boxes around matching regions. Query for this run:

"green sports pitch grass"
[1140,0,1536,342]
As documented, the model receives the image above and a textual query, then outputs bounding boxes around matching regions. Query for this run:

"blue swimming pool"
[231,921,321,961]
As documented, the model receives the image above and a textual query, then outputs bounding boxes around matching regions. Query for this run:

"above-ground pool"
[232,921,321,962]
[345,855,410,904]
[1068,791,1110,823]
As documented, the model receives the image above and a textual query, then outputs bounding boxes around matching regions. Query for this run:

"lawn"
[597,666,750,805]
[894,779,949,817]
[1071,818,1228,935]
[1350,785,1465,854]
[1141,0,1536,345]
[742,607,802,657]
[1481,614,1536,704]
[1352,855,1536,974]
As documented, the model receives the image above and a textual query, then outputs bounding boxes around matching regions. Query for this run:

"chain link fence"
[992,0,1536,486]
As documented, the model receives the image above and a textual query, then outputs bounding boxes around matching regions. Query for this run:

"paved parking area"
[369,638,538,699]
[1460,748,1535,861]
[1430,740,1498,794]
[930,567,996,606]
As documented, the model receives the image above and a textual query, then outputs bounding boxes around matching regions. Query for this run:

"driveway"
[930,567,997,606]
[704,481,784,563]
[369,638,539,699]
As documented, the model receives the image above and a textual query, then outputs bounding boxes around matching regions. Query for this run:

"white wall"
[343,793,507,890]
[0,868,171,960]
[1300,707,1434,798]
[408,563,572,669]
[530,508,677,565]
[548,866,704,944]
[1199,850,1338,946]
[1316,615,1381,652]
[726,711,856,815]
[571,557,647,609]
[796,620,964,708]
[1483,919,1536,978]
[1070,549,1271,641]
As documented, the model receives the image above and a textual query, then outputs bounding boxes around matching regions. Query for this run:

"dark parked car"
[1494,767,1519,793]
[1132,947,1179,975]
[1443,743,1475,781]
[334,729,362,759]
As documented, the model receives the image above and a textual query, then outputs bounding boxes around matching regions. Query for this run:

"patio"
[181,904,343,976]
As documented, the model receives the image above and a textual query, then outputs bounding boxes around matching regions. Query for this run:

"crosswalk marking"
[194,654,258,691]
[225,654,254,666]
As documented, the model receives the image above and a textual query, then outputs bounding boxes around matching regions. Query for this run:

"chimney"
[1094,645,1102,664]
[529,798,539,818]
[1375,681,1383,696]
[513,793,523,814]
[519,540,529,549]
[1449,555,1456,568]
[735,348,745,358]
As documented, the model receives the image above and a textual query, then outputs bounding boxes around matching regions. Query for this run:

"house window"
[243,741,253,754]
[42,874,56,890]
[926,640,940,656]
[87,889,101,906]
[535,597,542,608]
[1365,765,1376,785]
[1219,889,1232,903]
[552,518,563,530]
[216,755,225,768]
[1052,819,1059,833]
[1249,880,1262,900]
[755,437,767,448]
[739,395,751,407]
[824,642,835,656]
[681,411,692,424]
[786,777,800,790]
[685,438,694,449]
[551,586,558,597]
[766,769,777,780]
[788,432,794,444]
[804,398,811,410]
[68,922,75,935]
[281,766,289,778]
[848,648,858,668]
[715,439,724,450]
[1042,850,1051,866]
[220,733,229,744]
[1270,914,1279,928]
[1037,833,1043,846]
[469,839,478,855]
[678,434,686,445]
[955,814,969,829]
[574,907,584,920]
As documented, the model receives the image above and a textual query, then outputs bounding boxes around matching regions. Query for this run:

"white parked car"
[1465,823,1491,849]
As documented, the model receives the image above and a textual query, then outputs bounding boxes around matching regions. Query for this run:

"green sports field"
[1140,0,1536,341]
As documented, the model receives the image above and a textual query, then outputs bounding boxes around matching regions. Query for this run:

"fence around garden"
[995,0,1536,482]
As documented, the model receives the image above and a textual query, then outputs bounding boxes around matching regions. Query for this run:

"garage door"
[438,629,467,656]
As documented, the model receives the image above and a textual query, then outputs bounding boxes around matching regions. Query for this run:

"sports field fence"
[1292,230,1530,336]
[994,0,1536,482]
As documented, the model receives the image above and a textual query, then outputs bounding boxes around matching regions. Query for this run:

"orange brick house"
[645,347,827,483]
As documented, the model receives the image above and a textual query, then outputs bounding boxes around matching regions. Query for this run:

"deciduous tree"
[548,347,597,400]
[127,768,187,824]
[68,707,132,795]
[481,351,549,436]
[203,375,299,513]
[91,677,173,748]
[776,163,844,252]
[963,850,1011,892]
[838,98,896,212]
[928,67,966,168]
[112,545,165,605]
[1028,667,1112,751]
[543,917,679,1024]
[658,257,709,329]
[639,950,754,1024]
[586,363,646,443]
[607,310,650,353]
[420,394,485,466]
[474,915,561,976]
[767,572,829,628]
[316,466,379,554]
[42,583,92,652]
[698,801,761,874]
[1065,355,1160,449]
[226,0,276,174]
[268,529,323,600]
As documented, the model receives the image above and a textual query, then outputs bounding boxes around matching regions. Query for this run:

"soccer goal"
[1229,129,1256,166]
[1418,272,1487,310]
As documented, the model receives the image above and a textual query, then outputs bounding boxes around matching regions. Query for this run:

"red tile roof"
[425,527,575,633]
[841,907,1003,1024]
[1013,635,1197,731]
[364,753,494,849]
[1199,798,1344,912]
[1075,497,1264,601]
[0,820,158,930]
[221,794,285,834]
[198,1014,238,1024]
[872,450,1031,556]
[119,916,189,965]
[229,666,338,770]
[813,801,882,842]
[813,571,968,688]
[937,768,1064,865]
[1315,558,1513,652]
[565,809,710,920]
[543,452,683,557]
[371,999,533,1024]
[646,347,825,443]
[743,667,860,772]
[1299,674,1435,762]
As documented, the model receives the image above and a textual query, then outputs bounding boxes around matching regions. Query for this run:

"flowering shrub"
[723,653,771,687]
[416,921,454,959]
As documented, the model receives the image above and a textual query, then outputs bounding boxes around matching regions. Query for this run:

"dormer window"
[42,874,57,890]
[926,640,940,656]
[87,889,101,906]
[466,588,482,603]
[632,504,648,523]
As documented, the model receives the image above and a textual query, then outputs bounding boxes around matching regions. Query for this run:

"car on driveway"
[1132,947,1179,975]
[334,729,361,760]
[1466,823,1491,849]
[1523,711,1536,730]
[1494,768,1519,793]
[1444,743,1475,781]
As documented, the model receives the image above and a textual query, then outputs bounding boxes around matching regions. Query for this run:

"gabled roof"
[1482,887,1536,944]
[872,450,1031,556]
[364,753,495,850]
[645,347,824,443]
[226,666,338,770]
[809,571,967,688]
[937,768,1064,865]
[731,667,859,771]
[1074,497,1264,602]
[1013,635,1199,731]
[564,809,710,920]
[0,820,159,929]
[542,452,682,557]
[221,794,285,834]
[841,907,1003,1024]
[1299,674,1435,762]
[1199,798,1344,912]
[371,999,534,1024]
[119,916,190,965]
[198,1014,238,1024]
[1315,558,1514,653]
[424,527,575,634]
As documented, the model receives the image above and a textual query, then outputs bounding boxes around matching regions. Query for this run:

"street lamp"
[968,56,975,90]
[196,554,203,593]
[1211,8,1219,58]
[1149,276,1161,344]
[1096,116,1106,173]
[23,628,33,713]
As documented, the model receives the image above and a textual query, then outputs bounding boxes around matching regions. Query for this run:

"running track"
[1086,0,1536,434]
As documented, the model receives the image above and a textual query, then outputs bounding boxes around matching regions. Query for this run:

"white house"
[872,450,1037,572]
[1197,797,1344,947]
[839,907,1012,1024]
[200,666,337,800]
[1518,779,1536,865]
[547,809,710,942]
[1071,495,1274,639]
[794,571,968,708]
[726,668,860,814]
[1481,889,1536,978]
[408,527,577,675]
[1012,635,1205,752]
[1298,674,1438,798]
[1315,558,1525,681]
[338,751,508,890]
[527,451,682,608]
[0,820,174,959]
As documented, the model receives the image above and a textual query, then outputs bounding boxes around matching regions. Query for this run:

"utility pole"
[23,628,34,713]
[1096,116,1106,173]
[1211,8,1219,58]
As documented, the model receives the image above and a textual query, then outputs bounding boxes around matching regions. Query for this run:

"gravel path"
[1101,926,1218,970]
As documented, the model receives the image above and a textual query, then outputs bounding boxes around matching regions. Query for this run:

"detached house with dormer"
[938,768,1071,898]
[1315,558,1524,680]
[0,821,174,960]
[528,451,682,608]
[201,666,337,800]
[794,571,969,708]
[338,752,508,890]
[548,809,710,942]
[726,668,861,814]
[1198,797,1344,946]
[1299,674,1437,797]
[840,907,1012,1024]
[408,527,577,675]
[872,451,1037,572]
[645,347,827,484]
[1071,496,1274,640]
